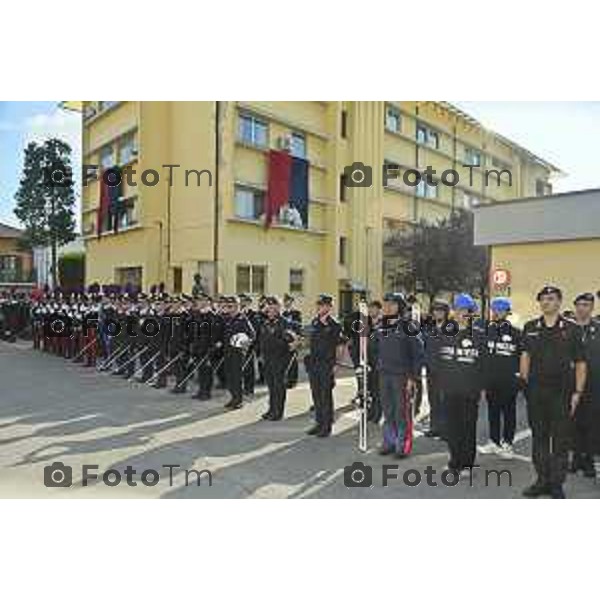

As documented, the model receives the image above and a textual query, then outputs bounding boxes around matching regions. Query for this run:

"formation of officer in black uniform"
[4,281,600,498]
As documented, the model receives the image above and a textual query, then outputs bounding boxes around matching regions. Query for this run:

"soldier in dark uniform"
[151,296,174,389]
[190,293,219,400]
[344,298,366,405]
[171,296,194,394]
[305,294,346,437]
[480,297,522,458]
[240,294,260,396]
[520,286,587,499]
[122,295,143,379]
[137,296,159,382]
[570,292,597,477]
[282,293,302,388]
[222,296,256,410]
[258,296,301,421]
[422,299,450,439]
[434,294,487,477]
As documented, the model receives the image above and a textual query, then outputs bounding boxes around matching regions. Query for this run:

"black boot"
[522,481,549,498]
[549,485,566,499]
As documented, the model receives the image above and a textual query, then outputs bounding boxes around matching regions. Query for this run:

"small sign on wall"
[492,268,511,289]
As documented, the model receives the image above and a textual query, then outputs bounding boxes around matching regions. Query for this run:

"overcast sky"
[1,101,599,228]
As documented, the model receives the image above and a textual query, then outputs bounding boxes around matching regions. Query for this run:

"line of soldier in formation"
[2,283,599,498]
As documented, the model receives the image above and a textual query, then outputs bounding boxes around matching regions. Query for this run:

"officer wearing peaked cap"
[305,293,347,437]
[222,295,256,410]
[520,285,587,498]
[282,293,302,388]
[257,295,302,421]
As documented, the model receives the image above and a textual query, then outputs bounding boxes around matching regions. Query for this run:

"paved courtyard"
[1,341,598,498]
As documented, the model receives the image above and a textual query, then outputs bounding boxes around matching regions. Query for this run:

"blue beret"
[453,293,476,311]
[491,297,512,313]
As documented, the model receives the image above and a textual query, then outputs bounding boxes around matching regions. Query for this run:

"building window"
[118,132,137,165]
[385,105,401,133]
[416,123,439,149]
[341,110,348,138]
[416,179,438,199]
[98,101,119,112]
[290,132,306,158]
[115,266,142,289]
[0,255,21,282]
[536,179,552,196]
[234,185,265,220]
[238,113,268,147]
[339,174,348,202]
[83,104,97,121]
[339,237,347,265]
[100,145,114,170]
[492,156,511,170]
[383,160,401,187]
[116,196,138,229]
[289,268,304,293]
[236,264,266,295]
[464,147,482,167]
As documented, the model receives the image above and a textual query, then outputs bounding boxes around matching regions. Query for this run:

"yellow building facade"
[474,189,600,325]
[81,101,557,313]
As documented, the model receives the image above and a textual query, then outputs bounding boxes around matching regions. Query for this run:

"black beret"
[316,293,333,305]
[537,285,562,301]
[383,292,406,307]
[574,292,595,304]
[238,294,252,302]
[265,295,280,305]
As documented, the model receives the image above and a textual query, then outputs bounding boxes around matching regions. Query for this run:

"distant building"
[0,222,33,285]
[474,188,600,324]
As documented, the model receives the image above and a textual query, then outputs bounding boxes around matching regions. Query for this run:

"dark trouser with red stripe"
[446,391,479,470]
[380,373,412,454]
[527,385,570,487]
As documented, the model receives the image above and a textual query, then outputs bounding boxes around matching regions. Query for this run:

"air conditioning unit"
[277,135,293,151]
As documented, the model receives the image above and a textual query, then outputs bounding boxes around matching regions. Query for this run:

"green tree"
[384,209,489,310]
[14,138,77,287]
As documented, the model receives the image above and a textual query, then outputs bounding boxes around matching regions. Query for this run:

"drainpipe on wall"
[213,101,221,295]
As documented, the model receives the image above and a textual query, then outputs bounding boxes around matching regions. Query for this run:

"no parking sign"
[492,268,511,289]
